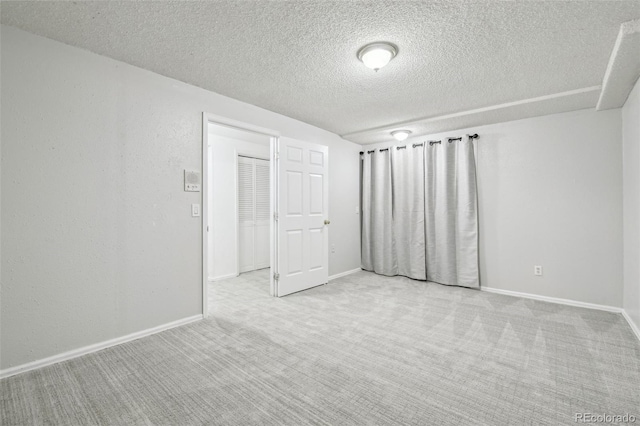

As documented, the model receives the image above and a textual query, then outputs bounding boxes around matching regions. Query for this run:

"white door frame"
[202,112,280,318]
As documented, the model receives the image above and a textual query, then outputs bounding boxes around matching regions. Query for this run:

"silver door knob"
[324,220,330,225]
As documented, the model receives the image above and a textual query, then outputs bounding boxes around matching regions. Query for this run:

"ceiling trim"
[596,19,640,111]
[341,86,602,140]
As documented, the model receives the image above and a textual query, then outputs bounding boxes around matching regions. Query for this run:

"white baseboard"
[480,286,623,313]
[329,268,362,281]
[481,286,640,343]
[208,273,238,282]
[621,310,640,342]
[0,314,203,380]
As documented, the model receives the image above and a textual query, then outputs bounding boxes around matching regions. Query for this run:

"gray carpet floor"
[2,270,639,425]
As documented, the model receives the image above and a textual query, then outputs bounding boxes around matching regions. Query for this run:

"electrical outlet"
[534,265,543,276]
[331,245,336,254]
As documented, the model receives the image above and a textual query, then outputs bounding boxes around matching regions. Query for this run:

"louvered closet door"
[238,156,270,273]
[254,159,270,269]
[238,157,255,273]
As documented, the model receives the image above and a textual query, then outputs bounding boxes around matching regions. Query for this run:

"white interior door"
[276,137,329,296]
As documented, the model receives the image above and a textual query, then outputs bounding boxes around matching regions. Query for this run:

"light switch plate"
[191,204,201,217]
[184,170,201,192]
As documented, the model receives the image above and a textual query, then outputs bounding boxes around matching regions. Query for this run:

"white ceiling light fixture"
[357,42,398,71]
[391,130,412,141]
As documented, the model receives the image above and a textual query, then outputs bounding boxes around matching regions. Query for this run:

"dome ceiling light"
[391,130,412,141]
[357,42,398,71]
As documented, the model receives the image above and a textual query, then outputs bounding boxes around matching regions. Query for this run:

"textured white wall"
[208,134,269,280]
[623,78,640,330]
[0,26,361,370]
[368,108,623,307]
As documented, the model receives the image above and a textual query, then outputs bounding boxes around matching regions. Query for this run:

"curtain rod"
[359,133,479,154]
[448,133,479,142]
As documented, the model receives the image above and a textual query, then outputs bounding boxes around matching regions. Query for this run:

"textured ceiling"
[2,1,639,144]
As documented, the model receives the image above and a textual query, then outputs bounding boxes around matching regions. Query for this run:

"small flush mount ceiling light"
[391,130,412,141]
[357,42,398,71]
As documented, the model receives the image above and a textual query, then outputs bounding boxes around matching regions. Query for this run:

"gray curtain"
[391,145,426,280]
[361,136,479,288]
[424,137,479,288]
[361,149,397,275]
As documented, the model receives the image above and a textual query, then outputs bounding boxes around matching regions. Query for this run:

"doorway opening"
[202,114,331,317]
[202,114,279,318]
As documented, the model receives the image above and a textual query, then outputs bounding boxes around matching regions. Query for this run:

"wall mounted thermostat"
[184,170,201,192]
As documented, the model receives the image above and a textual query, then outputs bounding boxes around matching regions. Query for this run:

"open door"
[275,137,329,296]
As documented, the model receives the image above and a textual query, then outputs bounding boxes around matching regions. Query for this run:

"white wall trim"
[329,268,362,281]
[202,113,210,319]
[481,286,640,344]
[0,314,203,380]
[621,310,640,342]
[342,86,601,139]
[481,286,623,313]
[596,19,640,110]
